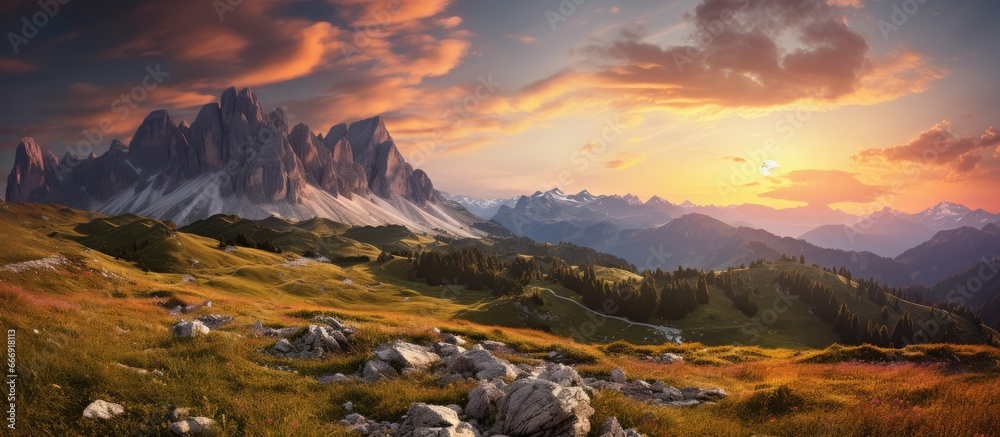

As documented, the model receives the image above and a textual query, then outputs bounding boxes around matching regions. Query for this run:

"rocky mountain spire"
[5,137,47,201]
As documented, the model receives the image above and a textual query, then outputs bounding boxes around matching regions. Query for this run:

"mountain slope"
[606,214,916,285]
[895,224,1000,285]
[798,224,907,257]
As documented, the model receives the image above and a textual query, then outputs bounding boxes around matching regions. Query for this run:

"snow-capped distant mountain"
[490,188,678,245]
[864,202,1000,232]
[439,192,518,219]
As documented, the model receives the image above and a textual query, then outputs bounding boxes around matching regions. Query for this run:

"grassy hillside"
[1,202,999,436]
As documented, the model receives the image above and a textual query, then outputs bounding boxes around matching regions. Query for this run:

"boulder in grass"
[169,417,218,435]
[172,320,210,338]
[82,400,124,420]
[610,367,627,384]
[373,340,441,373]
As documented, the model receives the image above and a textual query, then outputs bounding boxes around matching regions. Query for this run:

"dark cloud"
[571,0,943,112]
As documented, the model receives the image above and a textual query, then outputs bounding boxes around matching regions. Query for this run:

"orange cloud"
[851,121,1000,175]
[760,170,887,207]
[606,154,647,170]
[233,22,342,87]
[333,0,453,28]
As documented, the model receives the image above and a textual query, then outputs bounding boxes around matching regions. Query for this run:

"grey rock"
[399,403,460,432]
[433,342,467,357]
[374,340,441,373]
[538,363,586,389]
[597,417,626,437]
[441,333,467,346]
[172,320,210,338]
[444,349,517,381]
[479,340,508,351]
[465,381,504,420]
[362,358,399,381]
[491,379,594,437]
[195,314,232,329]
[610,367,627,384]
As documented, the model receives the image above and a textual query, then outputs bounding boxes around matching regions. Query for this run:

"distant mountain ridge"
[5,87,487,236]
[440,192,518,219]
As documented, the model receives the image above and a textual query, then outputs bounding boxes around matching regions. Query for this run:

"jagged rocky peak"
[185,102,227,175]
[345,116,391,161]
[108,139,129,157]
[220,86,264,128]
[5,137,47,201]
[129,109,187,174]
[289,123,337,192]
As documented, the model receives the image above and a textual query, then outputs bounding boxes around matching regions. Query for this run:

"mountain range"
[4,87,488,236]
[6,89,1000,291]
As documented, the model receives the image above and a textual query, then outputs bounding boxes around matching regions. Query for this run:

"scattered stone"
[610,367,627,384]
[82,399,124,420]
[251,321,300,338]
[172,320,210,338]
[584,376,726,407]
[643,352,683,364]
[362,358,399,381]
[343,401,353,412]
[317,373,351,384]
[491,379,594,437]
[440,333,467,346]
[373,340,441,373]
[479,340,509,352]
[169,417,218,435]
[195,314,232,329]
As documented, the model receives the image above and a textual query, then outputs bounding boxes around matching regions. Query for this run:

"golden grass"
[1,203,998,436]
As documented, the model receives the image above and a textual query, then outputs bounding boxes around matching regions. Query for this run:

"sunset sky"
[1,0,999,214]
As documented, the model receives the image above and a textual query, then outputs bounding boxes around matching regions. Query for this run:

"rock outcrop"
[270,320,354,359]
[490,378,595,437]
